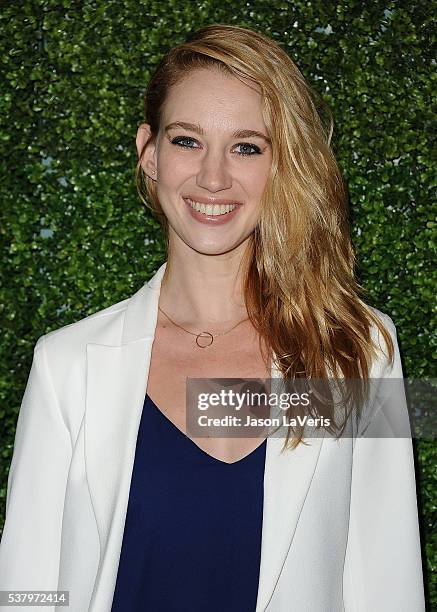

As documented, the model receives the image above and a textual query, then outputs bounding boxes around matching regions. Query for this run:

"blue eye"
[171,136,198,148]
[234,143,262,156]
[170,136,262,156]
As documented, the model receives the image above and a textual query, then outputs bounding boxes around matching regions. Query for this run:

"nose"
[195,149,232,193]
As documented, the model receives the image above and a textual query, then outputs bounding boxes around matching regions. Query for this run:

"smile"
[185,197,237,216]
[182,197,242,225]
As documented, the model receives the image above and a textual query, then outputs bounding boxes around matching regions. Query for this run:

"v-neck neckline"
[145,393,267,466]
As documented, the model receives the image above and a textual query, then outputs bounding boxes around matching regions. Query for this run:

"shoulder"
[366,304,398,343]
[365,305,401,378]
[367,305,397,337]
[33,288,140,362]
[35,262,166,358]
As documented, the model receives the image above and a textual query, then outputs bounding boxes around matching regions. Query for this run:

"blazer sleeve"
[0,334,72,592]
[342,316,425,611]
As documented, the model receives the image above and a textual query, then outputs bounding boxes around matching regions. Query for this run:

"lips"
[182,195,243,206]
[183,195,242,225]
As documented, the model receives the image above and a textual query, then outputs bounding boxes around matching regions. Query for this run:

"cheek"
[155,153,189,213]
[157,147,192,184]
[243,162,270,198]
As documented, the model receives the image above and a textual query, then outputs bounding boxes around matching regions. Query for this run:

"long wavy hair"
[136,24,394,449]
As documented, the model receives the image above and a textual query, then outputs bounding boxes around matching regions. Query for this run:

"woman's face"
[138,67,272,256]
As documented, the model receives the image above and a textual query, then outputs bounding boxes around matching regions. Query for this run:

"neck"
[159,242,251,329]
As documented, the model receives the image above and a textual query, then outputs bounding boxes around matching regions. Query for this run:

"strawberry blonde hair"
[136,24,394,449]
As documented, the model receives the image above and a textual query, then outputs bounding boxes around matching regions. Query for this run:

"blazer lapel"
[256,404,324,611]
[84,261,324,612]
[85,263,166,610]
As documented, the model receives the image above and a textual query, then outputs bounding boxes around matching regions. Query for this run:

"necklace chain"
[158,305,249,348]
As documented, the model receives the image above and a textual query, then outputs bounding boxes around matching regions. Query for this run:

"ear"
[136,123,157,180]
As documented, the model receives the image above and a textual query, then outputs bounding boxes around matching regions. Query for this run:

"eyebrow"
[165,121,271,145]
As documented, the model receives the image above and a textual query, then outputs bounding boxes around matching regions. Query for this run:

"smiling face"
[137,67,272,257]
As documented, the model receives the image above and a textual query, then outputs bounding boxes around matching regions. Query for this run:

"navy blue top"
[111,393,266,612]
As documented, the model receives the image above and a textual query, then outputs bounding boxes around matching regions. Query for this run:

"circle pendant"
[196,332,214,348]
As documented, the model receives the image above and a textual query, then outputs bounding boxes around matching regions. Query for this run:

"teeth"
[186,198,237,215]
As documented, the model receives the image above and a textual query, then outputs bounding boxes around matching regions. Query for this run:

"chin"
[185,238,243,257]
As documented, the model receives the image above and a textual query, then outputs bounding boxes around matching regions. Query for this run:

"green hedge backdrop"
[1,0,435,606]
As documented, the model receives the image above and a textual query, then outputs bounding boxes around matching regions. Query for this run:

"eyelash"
[170,136,262,156]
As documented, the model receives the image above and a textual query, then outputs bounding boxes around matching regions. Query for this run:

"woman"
[0,24,425,612]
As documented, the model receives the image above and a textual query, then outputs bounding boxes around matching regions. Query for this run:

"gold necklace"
[158,305,249,348]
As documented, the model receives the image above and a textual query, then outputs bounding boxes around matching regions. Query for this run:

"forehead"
[161,67,266,130]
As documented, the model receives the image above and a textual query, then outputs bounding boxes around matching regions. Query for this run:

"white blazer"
[0,262,425,611]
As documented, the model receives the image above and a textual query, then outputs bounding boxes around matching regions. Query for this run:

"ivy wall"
[1,0,435,605]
